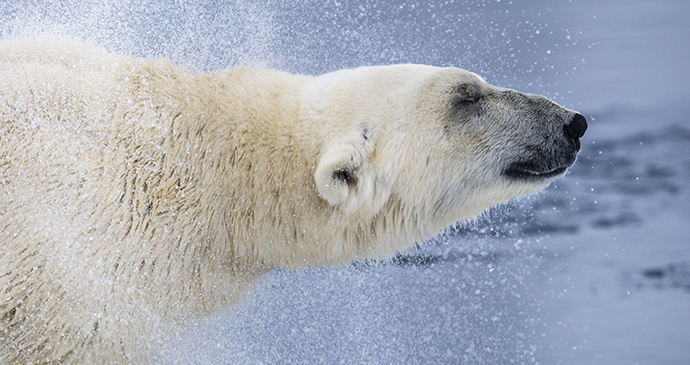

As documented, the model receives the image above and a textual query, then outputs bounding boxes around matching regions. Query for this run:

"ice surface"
[2,0,688,363]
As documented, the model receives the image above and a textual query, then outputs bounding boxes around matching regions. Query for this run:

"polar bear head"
[305,65,586,240]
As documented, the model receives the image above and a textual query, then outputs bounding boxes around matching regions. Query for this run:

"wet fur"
[0,37,580,363]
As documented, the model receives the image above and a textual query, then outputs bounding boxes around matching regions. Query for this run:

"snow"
[2,0,689,363]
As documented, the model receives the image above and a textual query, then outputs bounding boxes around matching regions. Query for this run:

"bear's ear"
[315,143,367,210]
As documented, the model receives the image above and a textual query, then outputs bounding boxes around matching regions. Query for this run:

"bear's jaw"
[503,161,570,180]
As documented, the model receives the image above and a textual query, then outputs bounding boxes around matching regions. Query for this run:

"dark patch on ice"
[622,262,690,293]
[645,165,675,178]
[592,212,641,228]
[520,222,580,235]
[642,268,665,279]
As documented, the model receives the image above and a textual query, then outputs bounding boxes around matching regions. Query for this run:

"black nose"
[565,113,587,150]
[566,113,587,139]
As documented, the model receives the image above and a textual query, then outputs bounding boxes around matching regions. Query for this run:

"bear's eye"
[450,93,483,111]
[452,94,481,105]
[450,83,483,109]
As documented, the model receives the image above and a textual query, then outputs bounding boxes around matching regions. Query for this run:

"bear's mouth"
[503,162,570,180]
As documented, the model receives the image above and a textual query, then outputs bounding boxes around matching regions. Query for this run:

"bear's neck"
[110,67,332,315]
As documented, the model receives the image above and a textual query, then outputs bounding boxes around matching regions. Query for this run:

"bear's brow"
[450,82,481,97]
[498,90,534,106]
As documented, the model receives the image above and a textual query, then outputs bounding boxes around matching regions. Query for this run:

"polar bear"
[0,37,586,364]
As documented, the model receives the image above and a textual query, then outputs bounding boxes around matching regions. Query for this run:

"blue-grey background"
[1,0,689,363]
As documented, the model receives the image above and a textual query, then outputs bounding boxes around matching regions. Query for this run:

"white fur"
[0,37,577,363]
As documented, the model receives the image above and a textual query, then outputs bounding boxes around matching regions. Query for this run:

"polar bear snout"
[502,110,586,181]
[565,113,588,151]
